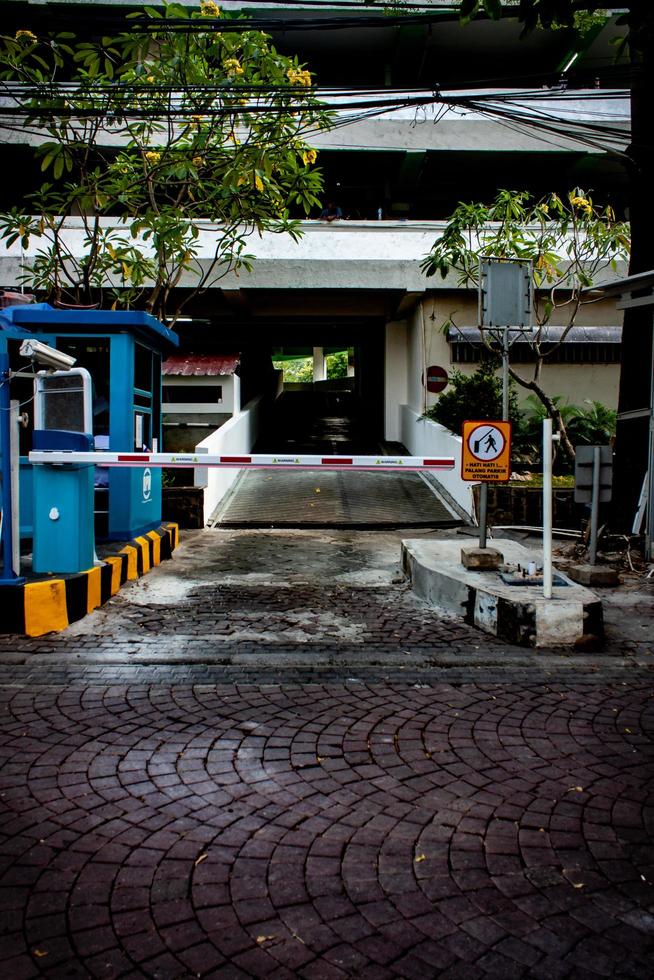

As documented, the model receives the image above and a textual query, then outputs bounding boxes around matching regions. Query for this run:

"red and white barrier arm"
[28,450,456,471]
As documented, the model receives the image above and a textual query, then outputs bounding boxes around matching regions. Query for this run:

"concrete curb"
[0,523,179,637]
[402,538,603,648]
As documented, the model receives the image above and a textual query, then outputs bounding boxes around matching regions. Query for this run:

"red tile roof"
[162,354,240,377]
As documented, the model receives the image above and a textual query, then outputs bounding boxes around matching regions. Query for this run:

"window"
[450,342,621,365]
[163,384,223,404]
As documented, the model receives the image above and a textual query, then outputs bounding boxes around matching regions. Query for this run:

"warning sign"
[461,420,512,482]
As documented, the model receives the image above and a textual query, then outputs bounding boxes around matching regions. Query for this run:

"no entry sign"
[426,365,448,394]
[461,420,512,482]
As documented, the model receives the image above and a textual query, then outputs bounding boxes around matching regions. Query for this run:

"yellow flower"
[192,156,204,168]
[537,203,549,214]
[302,149,317,165]
[200,1,221,16]
[15,30,37,44]
[224,58,244,77]
[145,151,161,165]
[146,75,155,83]
[570,195,592,215]
[286,67,312,87]
[237,174,264,192]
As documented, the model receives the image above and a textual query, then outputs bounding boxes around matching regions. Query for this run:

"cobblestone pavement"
[0,678,653,979]
[0,530,652,668]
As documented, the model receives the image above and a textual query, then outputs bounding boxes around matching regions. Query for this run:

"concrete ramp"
[210,469,461,529]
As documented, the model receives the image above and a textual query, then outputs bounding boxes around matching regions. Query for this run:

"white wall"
[194,395,266,524]
[163,375,235,414]
[406,302,426,414]
[384,320,408,441]
[400,404,474,518]
[417,293,623,411]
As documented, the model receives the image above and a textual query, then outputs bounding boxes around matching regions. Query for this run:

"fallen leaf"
[572,882,585,889]
[568,786,584,792]
[256,935,276,944]
[194,853,208,866]
[414,854,426,863]
[624,728,632,734]
[33,950,48,958]
[314,488,321,494]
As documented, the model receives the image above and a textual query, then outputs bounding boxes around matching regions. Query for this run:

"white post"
[543,418,553,599]
[312,347,326,382]
[232,373,241,416]
[10,400,20,576]
[588,446,601,565]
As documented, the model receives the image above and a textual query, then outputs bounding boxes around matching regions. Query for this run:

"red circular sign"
[426,365,448,394]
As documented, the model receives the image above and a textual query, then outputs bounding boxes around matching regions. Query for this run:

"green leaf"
[483,0,502,20]
[458,0,479,25]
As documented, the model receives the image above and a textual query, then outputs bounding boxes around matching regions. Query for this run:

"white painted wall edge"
[400,404,474,518]
[194,394,266,524]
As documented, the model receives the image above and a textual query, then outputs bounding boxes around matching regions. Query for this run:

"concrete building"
[0,2,632,518]
[162,353,241,453]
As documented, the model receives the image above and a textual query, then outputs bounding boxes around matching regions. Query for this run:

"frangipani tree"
[421,188,630,460]
[0,1,330,322]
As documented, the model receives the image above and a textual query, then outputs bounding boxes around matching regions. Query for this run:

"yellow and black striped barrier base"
[0,523,179,638]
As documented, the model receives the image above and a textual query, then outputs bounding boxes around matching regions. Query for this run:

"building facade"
[0,2,631,469]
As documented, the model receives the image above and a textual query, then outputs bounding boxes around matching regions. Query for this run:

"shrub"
[421,358,521,434]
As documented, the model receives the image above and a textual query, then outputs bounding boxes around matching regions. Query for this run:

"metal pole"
[588,446,601,565]
[478,482,488,549]
[543,418,553,599]
[9,400,20,577]
[502,333,510,422]
[647,312,654,562]
[0,352,18,583]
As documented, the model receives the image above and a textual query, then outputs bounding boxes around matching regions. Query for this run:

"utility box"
[479,259,533,329]
[32,429,95,574]
[2,305,179,541]
[574,445,613,504]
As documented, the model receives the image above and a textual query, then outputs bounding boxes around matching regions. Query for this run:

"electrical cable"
[0,76,631,155]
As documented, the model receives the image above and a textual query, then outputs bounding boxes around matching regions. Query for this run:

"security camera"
[19,339,76,371]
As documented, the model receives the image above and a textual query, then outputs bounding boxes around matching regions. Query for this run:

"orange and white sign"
[461,420,512,482]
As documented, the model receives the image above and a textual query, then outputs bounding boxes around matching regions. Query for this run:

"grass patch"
[508,474,574,488]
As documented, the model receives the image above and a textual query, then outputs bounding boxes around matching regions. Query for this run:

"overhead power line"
[0,81,630,156]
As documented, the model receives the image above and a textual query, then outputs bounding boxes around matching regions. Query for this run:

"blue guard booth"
[3,304,179,546]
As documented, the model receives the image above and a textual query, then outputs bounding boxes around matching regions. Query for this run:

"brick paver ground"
[1,677,653,979]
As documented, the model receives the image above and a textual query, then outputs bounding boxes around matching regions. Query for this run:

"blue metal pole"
[0,351,20,583]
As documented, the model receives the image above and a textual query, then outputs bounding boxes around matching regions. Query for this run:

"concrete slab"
[402,538,603,648]
[461,546,503,570]
[567,563,621,586]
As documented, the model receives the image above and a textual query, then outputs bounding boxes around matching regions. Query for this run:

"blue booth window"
[56,339,111,436]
